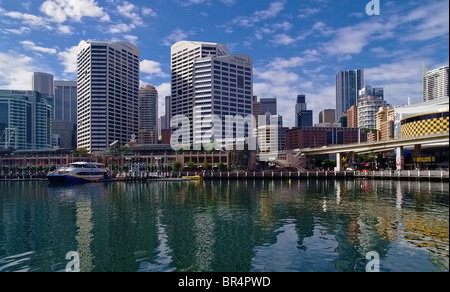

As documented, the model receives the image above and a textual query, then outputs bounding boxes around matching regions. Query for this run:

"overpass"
[294,133,449,171]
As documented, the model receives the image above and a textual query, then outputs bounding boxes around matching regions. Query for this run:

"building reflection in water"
[0,179,448,272]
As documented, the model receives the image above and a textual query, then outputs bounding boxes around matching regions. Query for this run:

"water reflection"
[0,179,448,272]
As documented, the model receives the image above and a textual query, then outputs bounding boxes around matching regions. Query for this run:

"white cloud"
[400,1,449,42]
[1,9,49,27]
[231,1,286,28]
[178,0,211,7]
[57,25,72,34]
[58,46,78,76]
[162,28,190,46]
[155,83,171,117]
[298,7,320,18]
[140,60,169,78]
[0,52,36,89]
[108,23,136,34]
[40,0,110,23]
[254,53,321,127]
[20,41,57,54]
[321,20,394,56]
[117,1,157,26]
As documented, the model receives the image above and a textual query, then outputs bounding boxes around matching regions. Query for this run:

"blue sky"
[0,0,448,127]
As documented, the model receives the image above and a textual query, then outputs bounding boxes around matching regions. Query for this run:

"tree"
[217,162,225,171]
[75,147,89,156]
[172,161,181,172]
[185,160,195,170]
[201,160,209,170]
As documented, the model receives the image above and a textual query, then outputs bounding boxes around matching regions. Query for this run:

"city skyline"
[0,0,449,127]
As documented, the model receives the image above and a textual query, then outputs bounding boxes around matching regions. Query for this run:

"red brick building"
[285,127,366,149]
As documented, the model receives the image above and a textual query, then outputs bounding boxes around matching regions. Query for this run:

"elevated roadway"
[294,133,449,171]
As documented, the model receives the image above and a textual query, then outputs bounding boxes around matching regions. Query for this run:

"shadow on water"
[0,179,448,272]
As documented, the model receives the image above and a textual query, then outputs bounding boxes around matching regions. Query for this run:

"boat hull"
[47,174,108,183]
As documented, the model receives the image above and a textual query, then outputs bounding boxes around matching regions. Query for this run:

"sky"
[0,0,448,127]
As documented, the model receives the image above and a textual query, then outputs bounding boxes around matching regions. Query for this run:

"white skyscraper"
[170,41,230,148]
[170,41,254,150]
[193,53,254,149]
[77,40,140,152]
[423,65,449,102]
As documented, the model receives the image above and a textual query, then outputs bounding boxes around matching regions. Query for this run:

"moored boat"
[47,162,111,183]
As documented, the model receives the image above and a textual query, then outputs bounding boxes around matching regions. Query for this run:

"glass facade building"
[0,90,52,150]
[336,69,364,122]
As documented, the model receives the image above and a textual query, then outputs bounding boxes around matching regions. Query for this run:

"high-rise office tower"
[336,69,364,121]
[77,40,140,152]
[423,65,449,102]
[319,109,336,124]
[295,94,313,128]
[170,41,231,147]
[32,72,54,98]
[162,95,172,130]
[259,98,277,115]
[54,81,77,148]
[138,85,158,144]
[192,53,253,149]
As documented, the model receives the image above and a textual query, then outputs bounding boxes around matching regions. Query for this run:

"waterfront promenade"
[1,169,448,182]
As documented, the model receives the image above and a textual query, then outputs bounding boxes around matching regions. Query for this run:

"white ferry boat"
[47,162,111,183]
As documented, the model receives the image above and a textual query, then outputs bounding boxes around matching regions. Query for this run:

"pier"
[1,169,448,182]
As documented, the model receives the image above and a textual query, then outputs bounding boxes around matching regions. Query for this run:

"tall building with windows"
[259,98,277,115]
[319,109,336,124]
[295,94,313,128]
[170,41,231,147]
[423,65,449,102]
[0,90,53,150]
[193,53,253,149]
[171,41,254,150]
[336,69,364,121]
[138,85,158,144]
[53,81,77,149]
[32,72,54,98]
[77,40,140,152]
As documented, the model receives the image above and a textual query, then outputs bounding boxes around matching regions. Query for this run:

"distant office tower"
[252,96,261,117]
[171,41,231,146]
[161,95,172,130]
[347,105,358,128]
[32,72,54,97]
[260,98,277,115]
[54,81,77,148]
[336,69,364,121]
[295,94,313,128]
[138,85,158,144]
[77,40,140,152]
[192,53,253,149]
[319,109,336,124]
[0,90,52,150]
[423,65,449,102]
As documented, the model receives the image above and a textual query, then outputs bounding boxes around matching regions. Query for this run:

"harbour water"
[0,179,448,272]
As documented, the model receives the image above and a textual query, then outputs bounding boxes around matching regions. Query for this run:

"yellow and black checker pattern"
[401,111,449,138]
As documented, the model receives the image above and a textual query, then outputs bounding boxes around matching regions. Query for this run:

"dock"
[1,170,448,182]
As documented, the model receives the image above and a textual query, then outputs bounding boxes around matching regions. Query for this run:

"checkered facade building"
[401,111,449,138]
